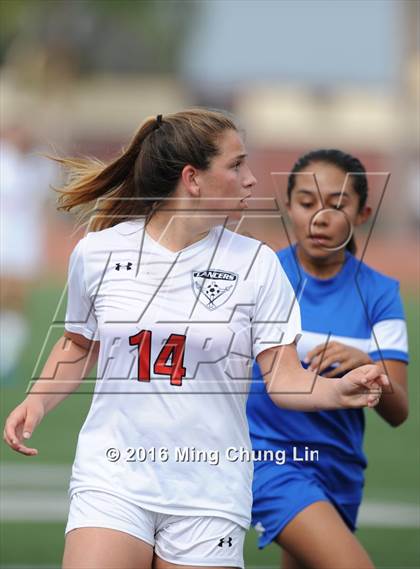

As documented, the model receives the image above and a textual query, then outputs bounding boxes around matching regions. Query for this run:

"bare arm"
[374,360,408,427]
[305,342,408,426]
[257,342,388,411]
[3,331,99,456]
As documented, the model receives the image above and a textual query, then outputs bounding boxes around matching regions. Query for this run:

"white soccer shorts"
[65,489,245,568]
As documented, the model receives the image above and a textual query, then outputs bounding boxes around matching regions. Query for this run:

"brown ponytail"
[54,109,236,232]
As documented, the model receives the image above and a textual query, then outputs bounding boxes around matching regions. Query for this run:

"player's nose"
[244,165,257,188]
[313,209,330,227]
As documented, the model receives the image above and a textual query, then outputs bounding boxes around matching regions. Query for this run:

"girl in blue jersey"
[247,149,409,569]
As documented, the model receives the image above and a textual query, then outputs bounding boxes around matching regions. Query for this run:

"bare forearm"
[258,344,384,412]
[375,380,408,426]
[25,335,98,415]
[266,367,340,411]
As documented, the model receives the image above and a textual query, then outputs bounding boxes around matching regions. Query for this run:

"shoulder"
[277,245,294,262]
[217,226,262,254]
[218,226,280,259]
[69,220,145,282]
[276,245,296,269]
[274,245,300,285]
[352,256,405,321]
[354,256,400,296]
[216,227,285,280]
[76,219,145,254]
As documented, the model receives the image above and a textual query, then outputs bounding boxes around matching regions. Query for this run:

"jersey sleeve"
[64,238,98,341]
[368,279,408,363]
[251,245,301,359]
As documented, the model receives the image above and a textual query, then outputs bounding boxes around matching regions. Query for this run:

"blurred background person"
[0,123,59,381]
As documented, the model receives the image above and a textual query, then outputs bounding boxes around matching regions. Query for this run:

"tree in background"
[0,0,196,86]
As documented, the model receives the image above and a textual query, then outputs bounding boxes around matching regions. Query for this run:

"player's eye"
[300,202,313,209]
[233,160,242,170]
[331,203,345,210]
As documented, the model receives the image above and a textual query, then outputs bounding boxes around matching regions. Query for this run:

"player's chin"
[304,243,333,259]
[225,208,246,223]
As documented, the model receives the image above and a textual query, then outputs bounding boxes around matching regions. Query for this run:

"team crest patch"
[192,269,238,311]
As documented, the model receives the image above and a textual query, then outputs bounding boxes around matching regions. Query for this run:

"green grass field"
[1,283,419,568]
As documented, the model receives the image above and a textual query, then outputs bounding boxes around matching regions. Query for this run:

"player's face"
[287,161,369,260]
[197,129,257,221]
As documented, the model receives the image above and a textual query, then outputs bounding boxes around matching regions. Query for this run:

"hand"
[336,364,389,409]
[306,341,372,377]
[3,397,45,456]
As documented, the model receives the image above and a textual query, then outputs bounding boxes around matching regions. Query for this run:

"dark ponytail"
[287,149,368,254]
[53,109,237,232]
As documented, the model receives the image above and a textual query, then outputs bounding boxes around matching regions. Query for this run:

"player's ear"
[355,204,372,226]
[181,165,201,198]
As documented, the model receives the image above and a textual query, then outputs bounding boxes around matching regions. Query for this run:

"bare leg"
[276,501,374,569]
[153,556,239,569]
[282,549,306,569]
[62,527,154,569]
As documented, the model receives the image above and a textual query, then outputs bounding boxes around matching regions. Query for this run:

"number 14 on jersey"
[129,330,187,386]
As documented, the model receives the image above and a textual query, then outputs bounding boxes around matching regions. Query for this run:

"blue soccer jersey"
[247,244,409,545]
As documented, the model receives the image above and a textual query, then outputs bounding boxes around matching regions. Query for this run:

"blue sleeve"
[370,279,405,323]
[368,278,408,363]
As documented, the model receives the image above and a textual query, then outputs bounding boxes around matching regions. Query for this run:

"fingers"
[359,377,383,408]
[3,426,38,455]
[3,426,18,451]
[308,343,372,376]
[4,412,21,448]
[361,364,385,381]
[22,411,39,441]
[349,388,382,409]
[308,344,342,372]
[3,432,39,455]
[378,373,390,387]
[340,365,387,410]
[323,362,354,378]
[6,437,38,456]
[3,407,39,456]
[350,364,382,382]
[305,343,327,363]
[360,367,390,392]
[311,352,344,374]
[367,391,382,408]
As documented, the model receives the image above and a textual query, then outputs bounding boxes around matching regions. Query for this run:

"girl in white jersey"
[3,109,388,569]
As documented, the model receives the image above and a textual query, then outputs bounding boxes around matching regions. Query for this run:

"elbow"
[387,406,409,428]
[267,390,286,409]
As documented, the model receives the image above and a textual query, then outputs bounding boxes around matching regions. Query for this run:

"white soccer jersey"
[64,219,301,528]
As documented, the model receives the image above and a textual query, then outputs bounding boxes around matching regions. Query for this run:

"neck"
[145,208,216,253]
[296,244,346,279]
